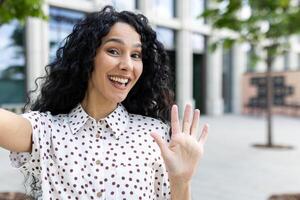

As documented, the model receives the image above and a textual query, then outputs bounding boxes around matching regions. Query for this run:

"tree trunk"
[266,56,273,147]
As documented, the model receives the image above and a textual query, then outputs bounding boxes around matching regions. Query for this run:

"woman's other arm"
[0,108,32,152]
[151,104,209,200]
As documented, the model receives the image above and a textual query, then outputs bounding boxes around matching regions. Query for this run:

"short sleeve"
[9,111,44,177]
[154,123,171,200]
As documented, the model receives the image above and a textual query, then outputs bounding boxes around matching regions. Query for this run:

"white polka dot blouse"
[10,104,171,199]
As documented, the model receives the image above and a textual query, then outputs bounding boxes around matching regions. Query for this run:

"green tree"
[0,0,46,25]
[201,0,300,148]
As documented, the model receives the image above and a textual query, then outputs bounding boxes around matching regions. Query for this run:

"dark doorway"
[167,50,176,100]
[193,53,206,114]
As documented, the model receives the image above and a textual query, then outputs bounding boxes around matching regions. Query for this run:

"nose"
[118,54,133,71]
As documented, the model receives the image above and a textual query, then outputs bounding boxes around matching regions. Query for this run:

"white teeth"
[109,76,129,84]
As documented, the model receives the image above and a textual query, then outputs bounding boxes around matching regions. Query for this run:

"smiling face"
[86,22,143,108]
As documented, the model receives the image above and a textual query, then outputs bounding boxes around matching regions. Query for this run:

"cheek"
[135,64,143,80]
[90,67,106,89]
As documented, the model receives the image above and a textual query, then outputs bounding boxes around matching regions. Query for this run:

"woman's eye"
[107,49,119,56]
[131,53,142,59]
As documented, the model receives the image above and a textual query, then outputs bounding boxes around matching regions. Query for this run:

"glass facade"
[283,51,289,71]
[155,27,176,97]
[192,33,206,113]
[246,45,255,72]
[193,53,206,113]
[49,7,86,61]
[152,0,176,18]
[222,48,233,113]
[112,0,136,11]
[190,0,205,23]
[191,33,205,53]
[155,26,175,50]
[0,21,25,105]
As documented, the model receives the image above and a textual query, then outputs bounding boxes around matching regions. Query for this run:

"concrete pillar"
[176,0,194,114]
[25,4,49,97]
[176,30,194,111]
[232,43,247,114]
[205,36,224,116]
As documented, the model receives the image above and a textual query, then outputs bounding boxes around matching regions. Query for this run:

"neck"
[81,92,117,121]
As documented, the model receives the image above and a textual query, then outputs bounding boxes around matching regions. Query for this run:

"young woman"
[0,6,208,200]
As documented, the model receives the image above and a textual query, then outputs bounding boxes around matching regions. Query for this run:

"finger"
[198,124,209,145]
[150,132,169,156]
[182,104,192,134]
[190,109,200,137]
[171,105,180,135]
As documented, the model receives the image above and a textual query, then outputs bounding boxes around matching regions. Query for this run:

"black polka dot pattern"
[10,104,171,199]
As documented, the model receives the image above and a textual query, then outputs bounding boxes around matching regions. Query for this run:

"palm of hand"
[151,104,208,183]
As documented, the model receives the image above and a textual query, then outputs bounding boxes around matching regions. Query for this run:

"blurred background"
[0,0,299,200]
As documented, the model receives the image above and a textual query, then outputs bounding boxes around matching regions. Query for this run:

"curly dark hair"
[29,5,174,123]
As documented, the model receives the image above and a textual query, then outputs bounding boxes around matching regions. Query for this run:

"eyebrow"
[103,37,142,48]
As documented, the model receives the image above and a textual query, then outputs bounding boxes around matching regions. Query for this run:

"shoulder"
[21,111,67,128]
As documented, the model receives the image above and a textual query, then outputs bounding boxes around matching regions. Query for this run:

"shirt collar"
[68,103,129,138]
[68,104,90,135]
[104,103,129,139]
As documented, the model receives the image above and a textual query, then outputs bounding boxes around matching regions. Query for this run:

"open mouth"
[108,75,131,89]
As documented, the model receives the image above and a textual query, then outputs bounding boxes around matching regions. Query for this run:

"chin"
[111,95,127,104]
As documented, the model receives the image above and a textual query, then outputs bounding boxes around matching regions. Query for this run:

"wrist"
[169,174,192,185]
[169,178,191,200]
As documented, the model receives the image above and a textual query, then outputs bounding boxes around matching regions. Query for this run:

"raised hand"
[151,104,209,183]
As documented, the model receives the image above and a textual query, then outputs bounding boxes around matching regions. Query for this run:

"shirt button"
[96,133,101,138]
[96,192,102,197]
[96,160,101,165]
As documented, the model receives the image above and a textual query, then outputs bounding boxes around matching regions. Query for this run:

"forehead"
[102,22,141,44]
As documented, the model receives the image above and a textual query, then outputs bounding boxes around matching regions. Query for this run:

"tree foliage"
[0,0,46,25]
[201,0,300,147]
[201,0,300,63]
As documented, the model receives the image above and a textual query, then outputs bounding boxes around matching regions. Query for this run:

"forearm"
[170,179,192,200]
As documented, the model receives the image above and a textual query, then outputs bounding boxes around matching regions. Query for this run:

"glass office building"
[1,0,297,115]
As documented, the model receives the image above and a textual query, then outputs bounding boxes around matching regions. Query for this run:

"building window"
[155,27,176,50]
[155,27,176,95]
[191,33,205,53]
[222,48,233,113]
[152,0,176,18]
[135,0,140,10]
[0,21,25,105]
[190,0,205,23]
[246,45,255,72]
[49,7,86,61]
[112,0,137,11]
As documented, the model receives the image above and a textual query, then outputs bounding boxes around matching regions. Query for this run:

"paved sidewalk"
[0,115,299,199]
[192,115,300,200]
[0,149,24,192]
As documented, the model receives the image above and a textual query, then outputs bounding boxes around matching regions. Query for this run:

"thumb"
[150,132,169,155]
